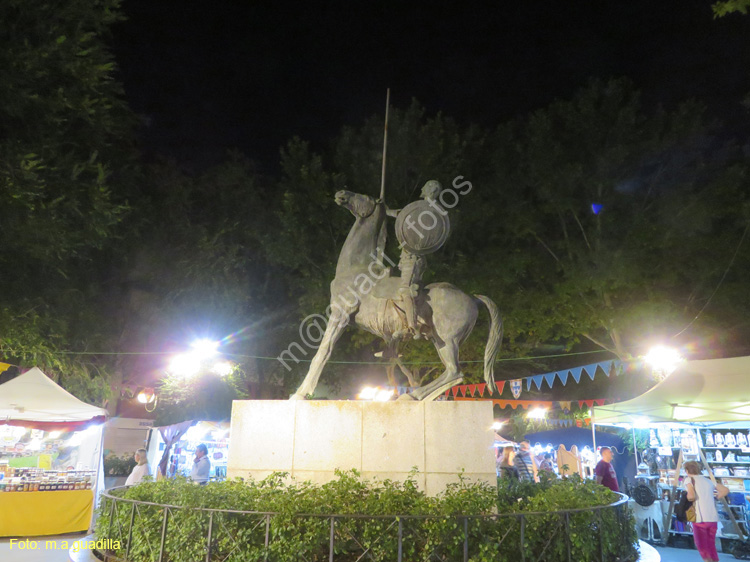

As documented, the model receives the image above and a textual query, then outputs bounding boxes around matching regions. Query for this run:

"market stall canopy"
[0,367,107,430]
[592,356,750,425]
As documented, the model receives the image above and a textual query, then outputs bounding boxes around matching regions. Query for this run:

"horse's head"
[335,190,377,218]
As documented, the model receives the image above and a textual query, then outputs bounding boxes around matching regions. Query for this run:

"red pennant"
[495,381,505,395]
[578,400,585,409]
[594,399,605,406]
[584,400,594,408]
[476,383,486,397]
[467,384,476,397]
[445,389,450,397]
[458,385,466,397]
[452,386,460,397]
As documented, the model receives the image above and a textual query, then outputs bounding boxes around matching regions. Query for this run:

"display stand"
[659,438,745,545]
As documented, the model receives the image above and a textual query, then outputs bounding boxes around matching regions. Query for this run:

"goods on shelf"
[0,466,94,492]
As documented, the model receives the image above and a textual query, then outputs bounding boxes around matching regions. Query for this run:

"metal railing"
[96,487,635,562]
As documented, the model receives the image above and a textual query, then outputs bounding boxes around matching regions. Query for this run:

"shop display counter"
[0,488,94,536]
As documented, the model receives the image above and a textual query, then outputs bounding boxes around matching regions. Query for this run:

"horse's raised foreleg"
[404,339,463,401]
[291,310,350,399]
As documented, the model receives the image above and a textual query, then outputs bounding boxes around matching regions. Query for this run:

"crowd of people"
[495,441,620,493]
[123,443,211,486]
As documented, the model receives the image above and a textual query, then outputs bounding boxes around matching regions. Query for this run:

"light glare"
[644,345,683,376]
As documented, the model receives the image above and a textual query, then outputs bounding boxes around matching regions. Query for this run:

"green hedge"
[95,470,637,562]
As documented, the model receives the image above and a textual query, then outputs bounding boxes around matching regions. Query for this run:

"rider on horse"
[386,180,446,340]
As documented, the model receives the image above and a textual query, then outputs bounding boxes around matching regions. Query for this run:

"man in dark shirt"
[594,446,619,492]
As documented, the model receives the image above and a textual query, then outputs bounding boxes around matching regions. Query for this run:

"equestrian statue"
[292,180,502,401]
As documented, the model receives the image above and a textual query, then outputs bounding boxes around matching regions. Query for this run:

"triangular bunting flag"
[558,401,572,412]
[543,373,557,389]
[496,381,505,395]
[531,375,543,390]
[0,362,10,375]
[584,400,595,408]
[600,361,613,377]
[526,377,533,391]
[557,371,569,385]
[467,384,476,397]
[569,367,583,383]
[476,383,486,397]
[445,389,450,397]
[584,365,597,381]
[510,379,522,398]
[594,399,606,407]
[452,386,460,397]
[578,400,585,409]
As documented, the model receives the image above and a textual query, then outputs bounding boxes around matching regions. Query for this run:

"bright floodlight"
[212,361,233,377]
[374,388,394,402]
[357,386,377,400]
[491,421,504,430]
[191,339,219,359]
[527,408,547,419]
[644,345,683,376]
[169,353,200,378]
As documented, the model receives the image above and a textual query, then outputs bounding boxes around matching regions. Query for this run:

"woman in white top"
[684,460,728,562]
[125,448,150,486]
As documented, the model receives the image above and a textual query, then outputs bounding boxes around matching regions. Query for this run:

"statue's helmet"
[420,180,442,200]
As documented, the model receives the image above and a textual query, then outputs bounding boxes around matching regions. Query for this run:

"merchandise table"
[0,489,93,537]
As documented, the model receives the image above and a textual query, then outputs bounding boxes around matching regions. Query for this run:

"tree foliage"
[0,0,138,403]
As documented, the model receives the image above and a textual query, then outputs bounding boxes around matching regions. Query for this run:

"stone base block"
[228,400,496,495]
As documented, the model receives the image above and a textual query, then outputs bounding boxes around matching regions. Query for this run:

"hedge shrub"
[95,470,637,561]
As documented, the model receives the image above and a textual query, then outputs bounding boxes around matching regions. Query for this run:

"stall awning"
[0,367,107,427]
[592,356,750,425]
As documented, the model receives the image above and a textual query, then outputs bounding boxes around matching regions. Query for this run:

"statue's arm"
[386,207,400,218]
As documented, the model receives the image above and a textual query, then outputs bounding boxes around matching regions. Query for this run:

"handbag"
[675,477,696,523]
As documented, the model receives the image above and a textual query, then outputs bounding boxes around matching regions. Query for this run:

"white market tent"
[592,355,750,426]
[0,367,107,427]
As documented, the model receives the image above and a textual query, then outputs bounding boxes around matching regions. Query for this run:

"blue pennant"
[532,375,544,390]
[599,360,613,376]
[526,377,533,391]
[557,370,569,385]
[569,367,583,383]
[543,373,557,389]
[584,364,597,381]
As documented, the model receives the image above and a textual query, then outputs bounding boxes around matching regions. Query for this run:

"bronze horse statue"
[292,190,502,400]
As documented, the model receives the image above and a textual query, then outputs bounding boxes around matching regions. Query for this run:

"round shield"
[394,200,450,255]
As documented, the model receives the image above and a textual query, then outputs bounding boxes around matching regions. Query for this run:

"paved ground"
[654,543,738,561]
[0,533,86,562]
[0,535,741,561]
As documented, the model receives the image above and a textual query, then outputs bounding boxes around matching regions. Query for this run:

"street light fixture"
[644,345,683,380]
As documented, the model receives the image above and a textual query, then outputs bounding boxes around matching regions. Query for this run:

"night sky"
[112,0,750,171]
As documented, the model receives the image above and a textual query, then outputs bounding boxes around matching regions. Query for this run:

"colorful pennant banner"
[445,360,620,399]
[454,397,609,411]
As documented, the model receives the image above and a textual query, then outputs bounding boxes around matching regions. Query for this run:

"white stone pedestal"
[227,400,496,496]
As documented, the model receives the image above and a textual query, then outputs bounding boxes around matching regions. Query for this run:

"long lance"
[379,88,390,201]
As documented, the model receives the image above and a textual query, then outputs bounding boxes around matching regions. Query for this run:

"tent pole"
[632,426,638,466]
[592,422,596,453]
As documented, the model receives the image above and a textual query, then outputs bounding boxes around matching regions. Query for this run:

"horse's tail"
[474,295,503,395]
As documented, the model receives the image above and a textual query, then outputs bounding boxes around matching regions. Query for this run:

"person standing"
[514,441,538,482]
[594,447,619,492]
[125,448,150,486]
[684,460,728,562]
[190,443,211,484]
[497,446,519,480]
[538,452,555,474]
